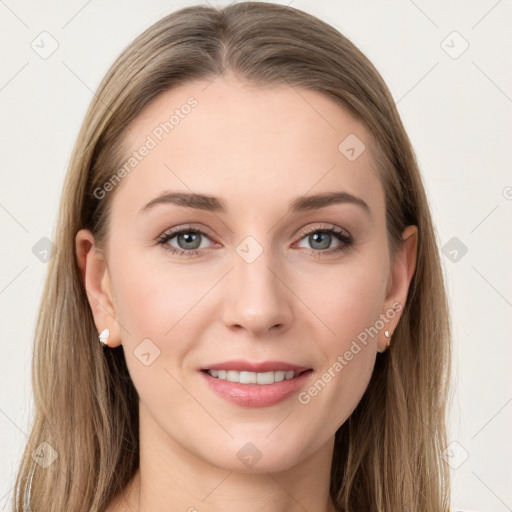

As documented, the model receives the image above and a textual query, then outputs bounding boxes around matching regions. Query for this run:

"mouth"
[201,368,312,385]
[200,367,314,407]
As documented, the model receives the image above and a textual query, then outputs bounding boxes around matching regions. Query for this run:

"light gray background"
[1,1,511,510]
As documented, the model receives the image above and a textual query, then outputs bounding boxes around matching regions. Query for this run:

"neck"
[116,403,337,512]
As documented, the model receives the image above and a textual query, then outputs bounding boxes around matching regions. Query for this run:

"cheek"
[110,254,209,420]
[111,247,210,340]
[108,247,215,395]
[293,255,387,425]
[299,254,388,345]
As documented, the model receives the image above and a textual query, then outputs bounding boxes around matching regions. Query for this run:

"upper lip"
[200,360,311,373]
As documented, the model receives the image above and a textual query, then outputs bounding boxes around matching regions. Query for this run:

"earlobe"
[75,229,122,348]
[377,225,418,353]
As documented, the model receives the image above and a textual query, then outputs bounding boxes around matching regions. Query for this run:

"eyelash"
[157,224,353,258]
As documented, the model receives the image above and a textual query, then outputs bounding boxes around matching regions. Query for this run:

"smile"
[204,369,305,384]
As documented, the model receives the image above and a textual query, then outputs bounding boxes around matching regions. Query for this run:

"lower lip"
[200,369,313,408]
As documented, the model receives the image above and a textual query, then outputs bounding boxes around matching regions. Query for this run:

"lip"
[200,367,314,408]
[200,359,310,373]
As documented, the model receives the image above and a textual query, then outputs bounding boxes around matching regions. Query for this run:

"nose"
[221,243,294,337]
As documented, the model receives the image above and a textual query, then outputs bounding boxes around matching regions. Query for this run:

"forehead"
[114,74,384,219]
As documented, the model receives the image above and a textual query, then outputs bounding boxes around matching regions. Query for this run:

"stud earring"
[384,330,391,348]
[98,328,110,347]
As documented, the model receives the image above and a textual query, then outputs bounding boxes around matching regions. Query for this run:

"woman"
[12,2,452,511]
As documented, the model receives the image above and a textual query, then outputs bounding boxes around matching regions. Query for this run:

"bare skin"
[76,72,417,512]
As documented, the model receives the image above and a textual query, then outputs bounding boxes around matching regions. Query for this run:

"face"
[77,73,416,474]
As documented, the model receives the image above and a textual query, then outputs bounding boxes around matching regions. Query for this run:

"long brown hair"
[12,3,452,510]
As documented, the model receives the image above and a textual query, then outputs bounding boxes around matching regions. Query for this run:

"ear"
[377,225,418,353]
[75,229,122,348]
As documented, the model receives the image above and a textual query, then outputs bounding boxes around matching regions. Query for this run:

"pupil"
[180,232,200,249]
[311,232,330,250]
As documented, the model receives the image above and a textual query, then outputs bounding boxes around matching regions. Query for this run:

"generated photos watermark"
[93,96,198,200]
[297,301,402,405]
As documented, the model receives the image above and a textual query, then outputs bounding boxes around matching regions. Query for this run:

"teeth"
[206,369,299,384]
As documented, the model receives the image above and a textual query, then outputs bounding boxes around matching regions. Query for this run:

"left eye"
[157,228,212,256]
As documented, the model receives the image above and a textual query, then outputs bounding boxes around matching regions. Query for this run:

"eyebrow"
[139,190,371,216]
